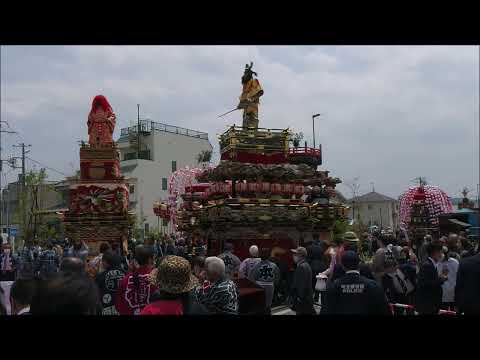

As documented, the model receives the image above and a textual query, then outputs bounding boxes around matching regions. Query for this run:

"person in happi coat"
[249,248,280,314]
[218,243,241,279]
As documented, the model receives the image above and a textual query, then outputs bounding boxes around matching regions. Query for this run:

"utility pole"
[0,121,17,232]
[312,113,320,148]
[13,143,31,239]
[137,104,141,159]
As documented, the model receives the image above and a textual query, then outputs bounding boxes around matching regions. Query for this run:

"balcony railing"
[123,150,151,161]
[120,119,209,140]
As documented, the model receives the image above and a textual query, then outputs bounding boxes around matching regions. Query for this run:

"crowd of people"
[0,228,478,316]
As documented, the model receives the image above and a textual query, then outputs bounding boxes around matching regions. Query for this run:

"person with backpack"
[115,245,157,315]
[381,247,416,311]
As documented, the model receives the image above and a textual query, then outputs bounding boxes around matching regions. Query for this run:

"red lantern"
[294,184,304,196]
[238,182,248,193]
[283,183,293,196]
[248,182,259,193]
[271,183,282,194]
[224,182,232,195]
[261,182,270,193]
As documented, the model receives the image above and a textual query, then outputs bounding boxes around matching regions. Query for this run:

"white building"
[116,120,212,237]
[348,191,399,229]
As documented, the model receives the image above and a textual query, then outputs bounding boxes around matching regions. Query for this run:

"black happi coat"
[96,267,126,314]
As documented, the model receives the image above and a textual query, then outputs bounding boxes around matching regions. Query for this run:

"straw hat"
[343,231,360,243]
[150,256,199,294]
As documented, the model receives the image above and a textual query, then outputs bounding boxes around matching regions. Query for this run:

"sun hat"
[150,255,199,294]
[343,231,360,243]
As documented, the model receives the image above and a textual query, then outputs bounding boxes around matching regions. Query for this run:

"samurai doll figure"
[88,95,116,147]
[237,62,264,129]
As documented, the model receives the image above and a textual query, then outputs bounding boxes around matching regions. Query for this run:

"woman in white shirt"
[437,247,459,311]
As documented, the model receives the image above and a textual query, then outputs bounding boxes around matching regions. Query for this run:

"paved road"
[272,304,321,315]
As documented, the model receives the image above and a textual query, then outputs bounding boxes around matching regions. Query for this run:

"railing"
[120,119,209,140]
[288,147,321,156]
[389,303,457,315]
[123,150,151,161]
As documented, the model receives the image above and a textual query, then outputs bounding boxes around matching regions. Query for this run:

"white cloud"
[1,45,478,199]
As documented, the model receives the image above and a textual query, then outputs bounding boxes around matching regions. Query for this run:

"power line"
[25,157,68,177]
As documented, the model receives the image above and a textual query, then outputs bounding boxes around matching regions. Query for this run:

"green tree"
[14,168,52,245]
[196,150,212,164]
[331,219,349,245]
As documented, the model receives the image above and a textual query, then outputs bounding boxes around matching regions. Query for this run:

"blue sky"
[1,45,478,199]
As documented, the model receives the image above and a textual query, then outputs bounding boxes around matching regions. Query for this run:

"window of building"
[162,219,168,226]
[368,204,373,210]
[144,223,149,235]
[162,178,168,190]
[172,160,177,172]
[124,152,137,161]
[129,185,135,194]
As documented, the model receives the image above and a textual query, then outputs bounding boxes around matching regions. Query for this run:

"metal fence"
[120,120,209,140]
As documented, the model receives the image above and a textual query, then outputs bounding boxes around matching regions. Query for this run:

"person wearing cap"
[329,232,375,283]
[141,255,207,315]
[238,245,261,279]
[289,247,316,315]
[321,251,391,315]
[249,248,280,314]
[218,243,241,279]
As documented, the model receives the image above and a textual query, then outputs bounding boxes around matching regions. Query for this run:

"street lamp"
[312,114,321,148]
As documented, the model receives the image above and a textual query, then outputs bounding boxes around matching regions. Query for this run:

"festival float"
[399,179,453,248]
[63,96,132,255]
[170,63,349,267]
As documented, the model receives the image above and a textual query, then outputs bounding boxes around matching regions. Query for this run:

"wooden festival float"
[399,180,453,249]
[174,63,349,268]
[62,96,132,256]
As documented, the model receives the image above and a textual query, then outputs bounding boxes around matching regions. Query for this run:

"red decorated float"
[399,184,453,247]
[62,96,132,256]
